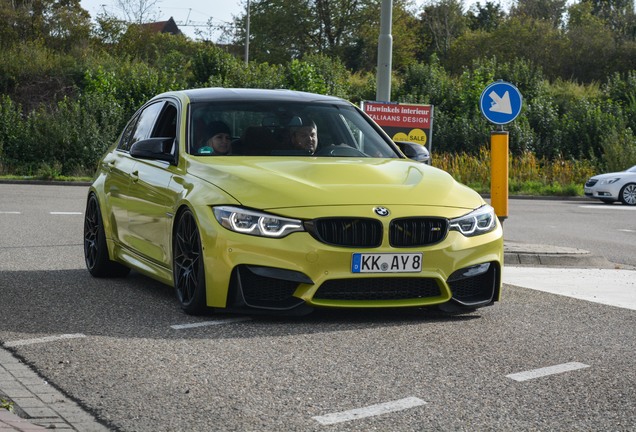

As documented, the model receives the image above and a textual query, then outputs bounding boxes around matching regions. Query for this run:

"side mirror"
[130,138,176,165]
[395,141,430,164]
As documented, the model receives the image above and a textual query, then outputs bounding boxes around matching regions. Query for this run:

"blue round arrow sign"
[479,81,523,125]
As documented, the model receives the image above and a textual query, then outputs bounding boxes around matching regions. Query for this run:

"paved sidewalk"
[0,349,109,431]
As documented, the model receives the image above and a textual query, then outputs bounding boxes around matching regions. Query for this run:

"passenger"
[197,121,232,155]
[289,120,318,154]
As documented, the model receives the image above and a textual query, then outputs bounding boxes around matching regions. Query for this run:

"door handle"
[131,170,139,183]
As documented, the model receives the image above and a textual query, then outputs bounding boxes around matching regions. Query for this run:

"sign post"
[479,81,523,223]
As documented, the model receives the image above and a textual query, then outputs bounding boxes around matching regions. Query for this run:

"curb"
[503,241,627,269]
[0,348,110,432]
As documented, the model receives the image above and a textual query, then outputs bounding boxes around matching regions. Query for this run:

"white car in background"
[584,165,636,205]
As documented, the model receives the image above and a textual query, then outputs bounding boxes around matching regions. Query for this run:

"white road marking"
[170,317,252,329]
[312,397,426,425]
[4,333,86,348]
[504,267,636,311]
[618,229,636,233]
[50,212,83,215]
[579,205,636,211]
[0,211,21,214]
[506,362,590,382]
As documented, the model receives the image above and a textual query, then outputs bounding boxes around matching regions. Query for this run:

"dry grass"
[433,148,597,196]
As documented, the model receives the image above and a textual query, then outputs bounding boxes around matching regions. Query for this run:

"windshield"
[188,101,400,158]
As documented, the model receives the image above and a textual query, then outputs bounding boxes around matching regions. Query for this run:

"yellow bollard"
[490,131,509,222]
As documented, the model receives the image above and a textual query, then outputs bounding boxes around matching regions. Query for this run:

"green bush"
[600,128,636,173]
[1,92,124,176]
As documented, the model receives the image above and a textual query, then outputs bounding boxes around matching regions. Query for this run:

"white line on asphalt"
[312,397,427,425]
[170,317,252,329]
[0,211,21,214]
[3,333,86,348]
[506,362,590,382]
[50,212,83,215]
[504,267,636,311]
[618,229,636,233]
[579,205,636,211]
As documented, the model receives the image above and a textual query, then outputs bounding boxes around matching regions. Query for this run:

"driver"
[289,120,318,154]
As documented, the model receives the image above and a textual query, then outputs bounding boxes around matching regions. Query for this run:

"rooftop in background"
[134,17,183,36]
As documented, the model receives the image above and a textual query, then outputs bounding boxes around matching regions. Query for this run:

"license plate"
[351,253,422,273]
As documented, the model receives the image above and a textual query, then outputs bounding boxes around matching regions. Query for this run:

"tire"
[619,183,636,206]
[83,194,130,277]
[173,209,208,315]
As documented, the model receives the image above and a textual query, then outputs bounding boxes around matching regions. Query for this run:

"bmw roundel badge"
[374,207,390,217]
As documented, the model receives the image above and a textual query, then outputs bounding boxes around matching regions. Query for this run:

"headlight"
[601,178,621,184]
[213,206,304,238]
[449,205,497,237]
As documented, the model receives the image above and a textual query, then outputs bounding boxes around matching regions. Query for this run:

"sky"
[80,0,247,40]
[79,0,500,41]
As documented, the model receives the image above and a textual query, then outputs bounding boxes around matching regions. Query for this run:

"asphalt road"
[1,184,635,431]
[502,197,636,267]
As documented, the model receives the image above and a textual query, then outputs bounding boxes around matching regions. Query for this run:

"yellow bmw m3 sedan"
[84,88,503,315]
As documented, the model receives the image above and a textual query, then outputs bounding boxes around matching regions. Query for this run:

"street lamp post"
[376,0,393,102]
[245,0,250,65]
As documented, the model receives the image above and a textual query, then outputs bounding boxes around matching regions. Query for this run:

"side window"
[152,103,178,154]
[117,102,165,152]
[117,115,139,151]
[153,103,177,139]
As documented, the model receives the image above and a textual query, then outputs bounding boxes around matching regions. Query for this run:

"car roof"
[155,88,349,105]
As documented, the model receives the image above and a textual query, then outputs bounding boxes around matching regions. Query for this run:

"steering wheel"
[314,144,367,157]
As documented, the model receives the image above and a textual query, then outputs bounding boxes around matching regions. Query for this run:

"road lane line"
[170,317,252,329]
[50,212,83,215]
[3,333,86,348]
[312,397,427,425]
[506,362,590,382]
[579,205,636,211]
[504,267,636,311]
[0,211,21,214]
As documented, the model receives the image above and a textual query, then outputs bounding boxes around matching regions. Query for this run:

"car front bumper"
[196,204,504,313]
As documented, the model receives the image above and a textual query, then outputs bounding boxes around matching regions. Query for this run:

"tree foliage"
[1,0,636,176]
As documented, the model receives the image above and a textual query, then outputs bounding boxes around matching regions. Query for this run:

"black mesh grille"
[307,218,382,247]
[390,218,448,247]
[448,264,497,305]
[238,267,300,308]
[314,278,441,301]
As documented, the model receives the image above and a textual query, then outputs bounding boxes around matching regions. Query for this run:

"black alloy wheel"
[83,194,130,277]
[173,209,208,315]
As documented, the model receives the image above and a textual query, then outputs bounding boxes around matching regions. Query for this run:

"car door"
[104,101,167,249]
[126,100,181,268]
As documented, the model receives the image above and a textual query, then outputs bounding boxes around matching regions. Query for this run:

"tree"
[564,1,620,81]
[232,0,420,70]
[113,0,160,24]
[419,0,468,56]
[233,0,314,64]
[582,0,636,41]
[0,0,91,51]
[467,1,506,32]
[341,0,423,71]
[510,0,568,28]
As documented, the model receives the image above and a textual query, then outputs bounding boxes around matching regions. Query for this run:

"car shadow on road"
[0,269,483,343]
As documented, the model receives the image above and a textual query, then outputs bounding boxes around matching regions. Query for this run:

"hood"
[591,170,636,181]
[188,157,484,210]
